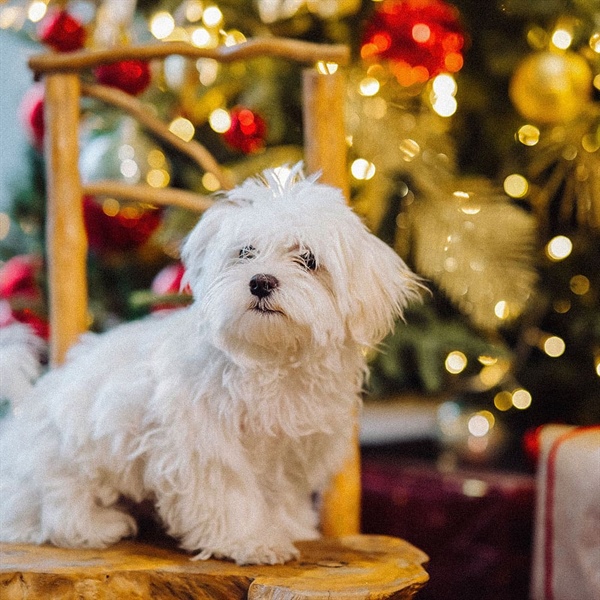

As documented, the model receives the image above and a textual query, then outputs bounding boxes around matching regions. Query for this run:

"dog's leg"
[39,477,137,548]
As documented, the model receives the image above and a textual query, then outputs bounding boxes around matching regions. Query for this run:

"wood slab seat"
[0,535,428,599]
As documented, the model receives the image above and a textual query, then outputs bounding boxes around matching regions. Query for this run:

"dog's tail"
[0,323,44,410]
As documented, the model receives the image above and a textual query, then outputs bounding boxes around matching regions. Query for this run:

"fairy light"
[468,411,494,437]
[150,11,175,39]
[432,74,457,96]
[208,108,231,133]
[186,0,204,22]
[224,30,246,46]
[147,149,166,169]
[169,117,195,142]
[551,29,572,50]
[412,23,431,43]
[27,1,47,23]
[494,391,513,411]
[191,27,212,47]
[202,172,221,191]
[432,94,457,117]
[202,5,223,27]
[543,335,566,358]
[546,235,572,261]
[503,174,529,198]
[512,389,532,410]
[120,158,139,179]
[316,61,338,75]
[590,32,600,53]
[445,351,467,374]
[351,159,376,181]
[570,274,590,295]
[359,77,380,97]
[146,169,170,188]
[553,299,571,314]
[197,58,219,86]
[118,144,135,161]
[430,74,458,118]
[102,198,120,217]
[517,124,540,146]
[494,300,509,320]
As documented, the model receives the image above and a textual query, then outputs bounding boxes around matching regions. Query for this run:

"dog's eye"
[300,251,317,271]
[239,245,257,260]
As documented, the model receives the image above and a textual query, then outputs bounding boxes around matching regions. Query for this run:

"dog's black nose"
[249,273,279,298]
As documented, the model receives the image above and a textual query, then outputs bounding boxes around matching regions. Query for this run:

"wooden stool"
[0,535,428,599]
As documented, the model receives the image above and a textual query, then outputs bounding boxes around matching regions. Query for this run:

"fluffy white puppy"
[0,165,420,565]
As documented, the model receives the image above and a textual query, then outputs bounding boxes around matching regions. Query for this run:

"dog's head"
[181,164,422,360]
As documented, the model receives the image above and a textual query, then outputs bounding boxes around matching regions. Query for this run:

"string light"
[202,172,221,191]
[512,389,532,410]
[546,235,573,261]
[351,158,376,180]
[150,11,175,39]
[208,108,231,133]
[168,117,195,142]
[359,77,380,97]
[503,174,529,198]
[570,274,590,295]
[517,124,540,146]
[316,61,338,75]
[494,391,513,411]
[185,0,204,22]
[551,28,572,50]
[202,5,223,27]
[27,1,47,23]
[445,350,467,374]
[542,335,565,357]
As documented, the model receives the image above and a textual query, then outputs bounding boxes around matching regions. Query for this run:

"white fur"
[0,165,421,564]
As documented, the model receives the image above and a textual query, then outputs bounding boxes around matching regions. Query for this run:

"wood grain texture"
[28,39,350,75]
[0,535,428,600]
[43,74,88,366]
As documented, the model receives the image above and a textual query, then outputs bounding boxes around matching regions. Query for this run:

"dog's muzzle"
[249,273,279,298]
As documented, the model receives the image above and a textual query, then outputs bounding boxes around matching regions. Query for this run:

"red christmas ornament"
[0,255,49,339]
[522,425,545,467]
[223,106,267,154]
[0,255,43,300]
[151,262,192,311]
[94,60,152,96]
[361,0,465,85]
[83,196,162,253]
[38,9,86,53]
[19,84,45,150]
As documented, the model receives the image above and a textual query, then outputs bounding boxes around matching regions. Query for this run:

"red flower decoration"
[0,255,43,300]
[151,262,192,311]
[361,0,465,85]
[38,9,86,53]
[94,60,152,96]
[223,107,267,154]
[19,84,45,150]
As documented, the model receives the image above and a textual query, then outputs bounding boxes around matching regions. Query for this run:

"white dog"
[0,165,421,565]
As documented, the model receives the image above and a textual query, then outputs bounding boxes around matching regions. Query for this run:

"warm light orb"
[503,174,529,198]
[494,391,513,411]
[551,29,572,50]
[432,74,457,96]
[150,11,175,39]
[468,412,493,437]
[316,61,338,75]
[517,124,540,146]
[445,351,467,374]
[202,172,221,191]
[28,1,47,23]
[543,335,566,357]
[570,274,590,295]
[191,27,211,47]
[590,32,600,53]
[546,235,572,261]
[202,5,223,27]
[512,389,532,410]
[431,94,457,117]
[412,23,431,43]
[351,158,376,180]
[169,117,195,142]
[359,76,380,97]
[494,300,509,320]
[208,108,231,133]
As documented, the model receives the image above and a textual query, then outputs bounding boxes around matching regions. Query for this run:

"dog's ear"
[180,200,233,297]
[340,224,424,347]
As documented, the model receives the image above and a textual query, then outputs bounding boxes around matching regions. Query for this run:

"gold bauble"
[509,50,592,124]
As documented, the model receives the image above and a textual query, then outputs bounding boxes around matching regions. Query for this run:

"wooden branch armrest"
[28,38,351,75]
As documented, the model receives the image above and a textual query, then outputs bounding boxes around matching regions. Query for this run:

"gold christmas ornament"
[509,50,593,124]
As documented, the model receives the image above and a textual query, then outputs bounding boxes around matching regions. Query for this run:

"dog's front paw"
[192,540,300,565]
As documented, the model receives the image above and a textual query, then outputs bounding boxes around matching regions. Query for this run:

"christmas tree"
[0,0,598,469]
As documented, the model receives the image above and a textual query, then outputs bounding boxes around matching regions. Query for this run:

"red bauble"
[19,84,45,150]
[94,60,152,96]
[83,196,162,253]
[223,107,267,154]
[522,425,544,467]
[361,0,465,84]
[0,254,49,339]
[38,9,86,52]
[0,255,43,300]
[151,262,192,311]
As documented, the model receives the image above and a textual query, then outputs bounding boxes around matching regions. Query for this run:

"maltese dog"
[0,164,421,565]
